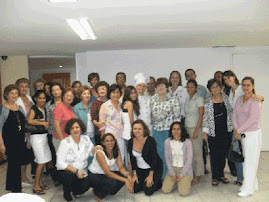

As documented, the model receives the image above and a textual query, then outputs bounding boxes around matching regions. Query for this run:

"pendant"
[18,125,21,131]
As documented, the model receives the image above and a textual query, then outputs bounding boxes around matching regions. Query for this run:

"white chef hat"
[134,73,150,86]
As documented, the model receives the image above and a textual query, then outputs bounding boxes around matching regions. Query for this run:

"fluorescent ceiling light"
[49,0,78,2]
[66,18,97,40]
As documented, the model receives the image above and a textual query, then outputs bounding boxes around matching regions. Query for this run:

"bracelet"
[73,169,78,175]
[124,171,129,177]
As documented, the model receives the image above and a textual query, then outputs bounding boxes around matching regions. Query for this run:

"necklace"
[13,111,21,131]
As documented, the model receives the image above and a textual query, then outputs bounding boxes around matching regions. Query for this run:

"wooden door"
[42,73,70,88]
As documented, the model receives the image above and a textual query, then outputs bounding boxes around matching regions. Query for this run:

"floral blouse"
[151,92,181,131]
[99,99,123,139]
[46,100,57,135]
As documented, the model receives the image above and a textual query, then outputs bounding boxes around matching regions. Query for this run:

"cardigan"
[128,136,163,173]
[202,93,233,137]
[164,138,193,179]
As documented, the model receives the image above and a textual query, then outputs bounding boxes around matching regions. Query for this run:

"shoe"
[73,194,81,198]
[191,176,201,185]
[234,180,243,186]
[64,191,73,201]
[33,189,46,195]
[40,185,49,190]
[237,192,253,197]
[231,170,237,177]
[212,179,218,186]
[218,177,229,184]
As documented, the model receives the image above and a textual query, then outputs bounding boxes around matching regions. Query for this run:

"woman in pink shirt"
[53,88,76,150]
[233,77,262,197]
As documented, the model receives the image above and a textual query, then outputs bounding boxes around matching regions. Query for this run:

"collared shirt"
[99,99,123,139]
[169,86,188,117]
[196,84,207,99]
[184,93,204,128]
[56,135,94,175]
[151,92,181,131]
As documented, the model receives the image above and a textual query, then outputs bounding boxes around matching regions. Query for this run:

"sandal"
[234,180,243,186]
[219,177,229,184]
[191,176,201,185]
[212,179,219,186]
[74,194,81,198]
[33,189,46,195]
[40,185,49,190]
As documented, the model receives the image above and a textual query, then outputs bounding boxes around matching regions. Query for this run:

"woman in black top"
[128,120,163,196]
[28,90,51,194]
[0,85,27,193]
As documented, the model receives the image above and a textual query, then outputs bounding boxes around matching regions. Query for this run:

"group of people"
[0,69,263,201]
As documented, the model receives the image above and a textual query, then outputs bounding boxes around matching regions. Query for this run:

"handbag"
[228,139,244,163]
[25,123,46,134]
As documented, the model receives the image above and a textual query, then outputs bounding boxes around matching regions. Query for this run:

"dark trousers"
[59,170,91,195]
[6,154,22,192]
[134,168,162,196]
[88,171,124,199]
[203,140,208,170]
[208,137,226,180]
[48,133,56,165]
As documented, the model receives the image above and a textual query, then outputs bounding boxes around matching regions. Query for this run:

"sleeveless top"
[88,150,118,174]
[30,105,48,134]
[122,101,138,140]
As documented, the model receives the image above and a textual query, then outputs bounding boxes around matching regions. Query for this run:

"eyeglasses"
[157,84,166,88]
[117,77,125,80]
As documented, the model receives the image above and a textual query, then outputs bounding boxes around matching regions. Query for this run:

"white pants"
[240,129,262,194]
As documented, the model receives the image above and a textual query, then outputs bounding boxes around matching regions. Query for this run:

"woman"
[202,79,233,186]
[121,86,140,166]
[169,71,188,121]
[44,82,53,102]
[88,72,100,102]
[74,85,95,164]
[151,77,181,179]
[233,77,262,197]
[15,78,34,186]
[91,81,109,145]
[88,133,133,201]
[214,71,230,95]
[53,88,76,150]
[33,79,46,92]
[128,120,163,196]
[133,73,152,132]
[184,79,204,185]
[99,84,125,162]
[28,90,51,194]
[71,81,82,106]
[162,122,193,196]
[0,85,27,192]
[57,119,99,201]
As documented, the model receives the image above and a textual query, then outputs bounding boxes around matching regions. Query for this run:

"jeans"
[235,162,243,181]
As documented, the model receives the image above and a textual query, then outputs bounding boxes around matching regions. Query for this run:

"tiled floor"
[1,152,269,201]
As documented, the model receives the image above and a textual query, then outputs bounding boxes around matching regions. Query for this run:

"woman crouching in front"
[162,122,193,196]
[88,133,133,201]
[56,118,100,201]
[128,120,163,196]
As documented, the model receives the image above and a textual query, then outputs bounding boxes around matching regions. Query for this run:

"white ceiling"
[1,0,269,56]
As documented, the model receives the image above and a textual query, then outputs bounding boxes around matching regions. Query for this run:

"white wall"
[76,46,269,151]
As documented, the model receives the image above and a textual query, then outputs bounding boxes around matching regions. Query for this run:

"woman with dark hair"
[214,71,230,95]
[233,77,262,197]
[99,84,125,161]
[53,88,76,150]
[184,79,204,185]
[44,82,53,102]
[57,118,99,201]
[71,81,82,106]
[151,77,181,179]
[91,81,109,145]
[121,85,140,165]
[202,79,233,186]
[162,122,193,196]
[88,133,133,201]
[28,90,51,194]
[169,71,188,120]
[128,120,163,196]
[88,72,100,101]
[0,84,27,192]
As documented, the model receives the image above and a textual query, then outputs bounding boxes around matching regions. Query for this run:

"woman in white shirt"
[88,133,133,201]
[56,118,100,201]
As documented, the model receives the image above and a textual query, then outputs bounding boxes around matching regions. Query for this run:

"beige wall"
[1,56,29,103]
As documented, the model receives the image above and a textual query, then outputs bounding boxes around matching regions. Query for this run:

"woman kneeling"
[88,133,133,201]
[162,122,193,196]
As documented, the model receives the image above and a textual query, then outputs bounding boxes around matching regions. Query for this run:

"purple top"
[164,138,193,179]
[233,96,261,134]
